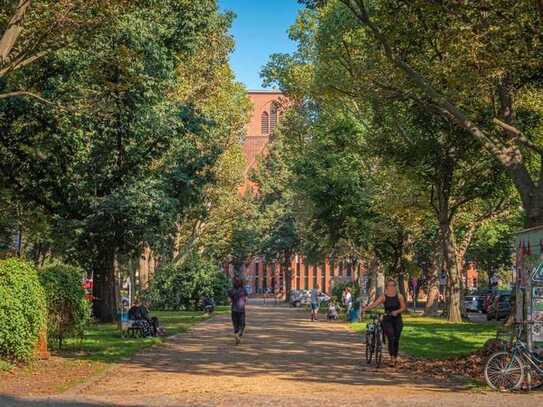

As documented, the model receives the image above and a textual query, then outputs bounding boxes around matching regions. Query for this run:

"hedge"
[146,255,229,310]
[39,263,91,349]
[0,258,46,362]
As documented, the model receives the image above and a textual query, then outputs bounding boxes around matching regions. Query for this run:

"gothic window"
[270,102,279,131]
[261,111,269,135]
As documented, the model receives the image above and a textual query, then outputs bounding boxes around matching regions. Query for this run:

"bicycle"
[364,313,384,367]
[484,322,543,391]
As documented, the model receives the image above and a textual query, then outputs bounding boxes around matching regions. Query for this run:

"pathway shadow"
[103,305,467,391]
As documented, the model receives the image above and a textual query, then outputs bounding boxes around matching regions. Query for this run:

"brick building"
[239,91,361,295]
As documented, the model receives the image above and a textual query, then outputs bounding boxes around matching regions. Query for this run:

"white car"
[289,289,330,307]
[464,295,481,313]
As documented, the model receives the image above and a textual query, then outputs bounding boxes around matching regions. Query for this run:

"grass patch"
[61,306,228,364]
[352,314,498,360]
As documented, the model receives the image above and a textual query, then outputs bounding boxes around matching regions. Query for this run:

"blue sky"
[219,0,301,90]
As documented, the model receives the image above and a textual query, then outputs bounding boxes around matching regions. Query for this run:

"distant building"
[464,262,479,290]
[238,91,361,295]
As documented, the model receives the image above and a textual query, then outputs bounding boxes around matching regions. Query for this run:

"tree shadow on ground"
[87,305,472,391]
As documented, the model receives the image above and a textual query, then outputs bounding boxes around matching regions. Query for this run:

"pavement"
[1,304,541,406]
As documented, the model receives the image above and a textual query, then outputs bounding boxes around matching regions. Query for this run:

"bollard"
[36,329,50,360]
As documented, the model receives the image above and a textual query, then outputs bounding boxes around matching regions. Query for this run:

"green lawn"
[61,306,228,363]
[352,314,498,360]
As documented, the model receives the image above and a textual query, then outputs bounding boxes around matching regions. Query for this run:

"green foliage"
[146,256,230,311]
[331,281,360,306]
[38,263,91,349]
[0,258,46,362]
[0,0,248,321]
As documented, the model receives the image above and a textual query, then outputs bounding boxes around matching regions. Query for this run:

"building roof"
[247,89,283,94]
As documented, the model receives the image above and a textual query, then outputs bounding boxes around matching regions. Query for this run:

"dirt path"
[1,304,541,406]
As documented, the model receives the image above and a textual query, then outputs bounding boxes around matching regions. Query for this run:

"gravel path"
[2,304,541,406]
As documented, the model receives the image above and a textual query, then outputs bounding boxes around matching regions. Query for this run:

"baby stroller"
[327,302,339,320]
[201,296,215,314]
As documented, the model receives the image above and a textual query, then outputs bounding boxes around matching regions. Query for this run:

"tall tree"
[331,0,543,227]
[0,0,240,321]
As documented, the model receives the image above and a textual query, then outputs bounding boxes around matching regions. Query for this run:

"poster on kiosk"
[514,226,543,350]
[531,263,543,343]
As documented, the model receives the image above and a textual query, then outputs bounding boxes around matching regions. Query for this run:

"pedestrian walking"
[228,277,248,345]
[363,279,406,367]
[310,285,320,321]
[343,287,353,319]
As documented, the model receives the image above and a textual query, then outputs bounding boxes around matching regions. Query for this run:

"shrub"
[39,263,91,349]
[146,255,230,311]
[332,281,361,306]
[0,258,46,362]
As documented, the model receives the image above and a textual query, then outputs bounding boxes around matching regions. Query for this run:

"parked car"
[464,294,482,313]
[486,293,513,321]
[481,289,509,314]
[289,289,310,307]
[289,289,331,307]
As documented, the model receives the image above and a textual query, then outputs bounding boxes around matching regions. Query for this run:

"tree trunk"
[524,188,543,228]
[367,255,378,301]
[92,246,117,322]
[440,221,462,322]
[282,250,292,302]
[397,272,406,298]
[138,243,154,290]
[424,251,441,316]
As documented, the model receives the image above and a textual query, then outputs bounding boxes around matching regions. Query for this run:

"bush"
[146,255,230,311]
[332,281,361,307]
[39,263,91,349]
[0,258,46,362]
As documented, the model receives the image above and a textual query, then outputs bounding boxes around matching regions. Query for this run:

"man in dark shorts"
[310,285,320,321]
[228,277,248,345]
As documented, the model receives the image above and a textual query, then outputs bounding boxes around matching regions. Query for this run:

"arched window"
[270,102,279,131]
[261,111,269,135]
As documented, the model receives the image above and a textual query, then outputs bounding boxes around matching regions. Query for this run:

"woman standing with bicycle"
[363,279,406,367]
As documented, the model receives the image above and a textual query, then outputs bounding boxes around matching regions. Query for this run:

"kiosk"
[514,226,543,351]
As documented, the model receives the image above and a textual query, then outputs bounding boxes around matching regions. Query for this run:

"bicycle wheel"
[374,331,383,368]
[485,351,525,391]
[365,332,374,364]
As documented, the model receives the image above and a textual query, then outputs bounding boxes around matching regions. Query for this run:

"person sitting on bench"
[128,299,155,337]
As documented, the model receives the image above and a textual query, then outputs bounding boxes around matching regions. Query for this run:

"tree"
[333,0,543,227]
[266,2,521,320]
[0,0,243,321]
[252,128,302,296]
[466,219,518,287]
[0,1,110,101]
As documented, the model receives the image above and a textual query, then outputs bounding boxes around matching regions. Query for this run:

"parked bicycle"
[484,322,543,391]
[364,313,384,367]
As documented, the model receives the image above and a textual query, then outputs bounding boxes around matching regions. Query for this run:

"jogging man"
[228,277,248,345]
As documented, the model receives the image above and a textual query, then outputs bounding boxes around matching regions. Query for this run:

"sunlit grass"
[61,307,228,363]
[352,314,498,360]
